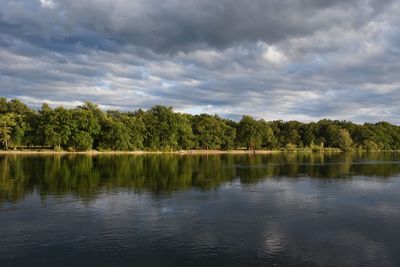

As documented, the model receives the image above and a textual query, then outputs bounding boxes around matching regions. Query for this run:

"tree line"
[0,97,399,151]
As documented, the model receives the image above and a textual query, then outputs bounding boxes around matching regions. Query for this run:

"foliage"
[0,97,399,151]
[0,113,16,150]
[192,114,235,150]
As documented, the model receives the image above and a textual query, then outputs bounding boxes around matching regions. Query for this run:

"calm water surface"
[1,153,400,267]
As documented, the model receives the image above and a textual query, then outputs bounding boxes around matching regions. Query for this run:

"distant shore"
[0,149,282,155]
[0,149,396,155]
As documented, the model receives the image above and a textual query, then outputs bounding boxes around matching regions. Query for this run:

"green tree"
[301,123,317,147]
[0,113,16,150]
[123,114,146,150]
[192,114,224,150]
[259,120,274,149]
[97,116,132,151]
[238,115,262,150]
[8,99,31,115]
[1,96,400,152]
[10,114,27,149]
[363,140,379,151]
[337,128,353,150]
[143,106,179,150]
[177,114,195,150]
[326,125,353,150]
[281,121,301,146]
[39,105,72,150]
[69,108,100,151]
[71,131,93,151]
[220,122,236,150]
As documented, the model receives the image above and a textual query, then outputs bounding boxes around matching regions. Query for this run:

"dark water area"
[1,152,400,267]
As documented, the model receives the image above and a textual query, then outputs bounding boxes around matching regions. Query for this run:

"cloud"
[0,0,399,123]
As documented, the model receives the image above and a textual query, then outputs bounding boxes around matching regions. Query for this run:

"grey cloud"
[0,0,394,53]
[0,0,399,123]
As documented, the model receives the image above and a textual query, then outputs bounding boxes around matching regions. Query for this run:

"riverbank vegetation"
[0,97,399,152]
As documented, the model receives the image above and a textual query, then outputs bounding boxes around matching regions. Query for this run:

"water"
[1,153,400,267]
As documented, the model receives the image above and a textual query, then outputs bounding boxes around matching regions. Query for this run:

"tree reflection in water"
[1,152,399,205]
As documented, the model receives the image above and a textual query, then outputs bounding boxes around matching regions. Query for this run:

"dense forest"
[0,97,399,151]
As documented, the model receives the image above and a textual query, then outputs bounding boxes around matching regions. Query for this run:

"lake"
[1,153,400,267]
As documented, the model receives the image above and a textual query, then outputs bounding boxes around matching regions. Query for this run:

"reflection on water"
[0,152,400,267]
[1,152,400,204]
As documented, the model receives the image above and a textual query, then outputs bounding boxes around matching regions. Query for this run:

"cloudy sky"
[0,0,399,123]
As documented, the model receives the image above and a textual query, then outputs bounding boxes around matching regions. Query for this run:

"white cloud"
[40,0,56,9]
[262,45,287,65]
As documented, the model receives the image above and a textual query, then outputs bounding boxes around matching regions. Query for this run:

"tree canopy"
[0,97,399,151]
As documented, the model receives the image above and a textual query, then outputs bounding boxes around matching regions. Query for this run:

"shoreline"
[0,149,397,155]
[0,149,281,155]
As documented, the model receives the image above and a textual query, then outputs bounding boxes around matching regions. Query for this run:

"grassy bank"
[0,148,397,155]
[0,149,280,155]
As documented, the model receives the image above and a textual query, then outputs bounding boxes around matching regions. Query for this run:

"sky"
[0,0,399,123]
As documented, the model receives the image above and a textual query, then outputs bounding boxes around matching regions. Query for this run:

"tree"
[326,125,353,150]
[285,143,297,151]
[259,120,275,149]
[301,123,317,147]
[0,113,16,150]
[39,105,72,150]
[143,106,179,150]
[8,99,31,115]
[192,114,224,150]
[71,131,93,151]
[97,116,131,151]
[220,122,236,150]
[24,112,41,148]
[363,140,379,151]
[10,114,27,149]
[68,108,100,151]
[326,124,340,148]
[337,129,353,150]
[122,114,146,150]
[281,121,301,146]
[0,97,8,114]
[102,111,146,150]
[238,115,262,150]
[177,114,195,150]
[1,96,400,152]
